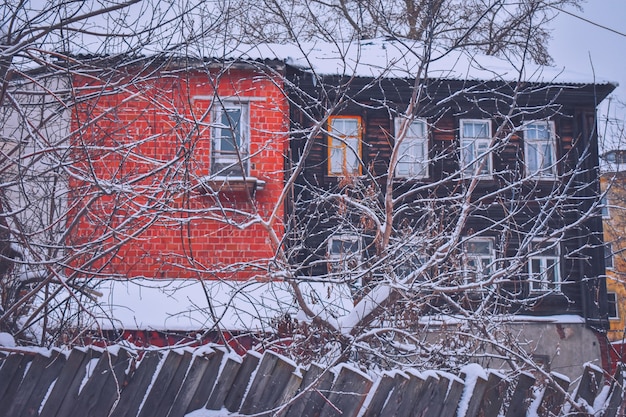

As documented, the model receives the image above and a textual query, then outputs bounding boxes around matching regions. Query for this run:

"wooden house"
[281,39,616,374]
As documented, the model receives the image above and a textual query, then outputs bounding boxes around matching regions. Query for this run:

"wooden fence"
[0,344,624,417]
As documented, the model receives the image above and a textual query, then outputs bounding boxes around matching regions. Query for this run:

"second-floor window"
[462,237,494,284]
[605,243,614,269]
[524,121,556,177]
[211,102,249,176]
[460,119,492,177]
[601,195,610,218]
[528,241,561,292]
[608,292,619,319]
[328,116,362,176]
[394,118,428,178]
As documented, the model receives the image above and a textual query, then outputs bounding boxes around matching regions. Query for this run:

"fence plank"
[185,348,225,413]
[276,369,304,415]
[109,350,164,417]
[167,353,215,417]
[461,371,488,417]
[537,372,570,417]
[284,363,335,417]
[223,351,262,412]
[411,374,442,417]
[439,374,465,417]
[240,351,299,415]
[360,371,400,417]
[480,371,508,417]
[69,347,133,417]
[574,363,603,408]
[603,363,624,417]
[205,355,242,410]
[422,373,454,417]
[137,350,193,417]
[319,364,373,417]
[7,350,66,417]
[41,347,102,417]
[39,348,90,417]
[378,371,410,417]
[0,353,32,414]
[154,350,194,417]
[504,372,535,417]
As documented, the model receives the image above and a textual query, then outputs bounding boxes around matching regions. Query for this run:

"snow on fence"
[0,345,624,417]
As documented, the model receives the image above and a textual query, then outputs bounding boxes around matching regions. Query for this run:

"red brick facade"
[68,64,288,280]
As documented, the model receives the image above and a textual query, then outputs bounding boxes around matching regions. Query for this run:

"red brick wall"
[67,66,287,280]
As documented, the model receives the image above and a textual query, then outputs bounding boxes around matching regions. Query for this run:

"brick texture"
[68,66,288,280]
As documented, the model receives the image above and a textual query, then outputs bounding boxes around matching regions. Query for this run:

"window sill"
[196,175,266,194]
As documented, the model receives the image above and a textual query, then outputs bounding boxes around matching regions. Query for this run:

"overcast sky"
[550,1,626,150]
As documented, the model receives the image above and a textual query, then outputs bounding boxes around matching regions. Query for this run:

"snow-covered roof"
[88,278,353,332]
[213,38,617,86]
[84,278,588,334]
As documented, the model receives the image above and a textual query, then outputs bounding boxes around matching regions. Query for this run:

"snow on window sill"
[196,175,266,194]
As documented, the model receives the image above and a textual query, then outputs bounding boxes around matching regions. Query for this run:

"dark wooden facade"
[285,65,615,326]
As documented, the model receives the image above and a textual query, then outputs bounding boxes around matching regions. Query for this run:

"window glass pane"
[527,123,550,140]
[330,236,359,255]
[463,121,489,138]
[605,244,614,268]
[531,259,541,276]
[608,293,618,318]
[546,259,557,283]
[527,143,539,173]
[329,146,343,174]
[219,108,241,152]
[462,140,474,167]
[332,118,358,137]
[467,240,491,255]
[346,137,359,173]
[407,120,425,138]
[601,196,610,218]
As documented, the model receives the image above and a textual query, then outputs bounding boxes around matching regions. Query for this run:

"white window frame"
[524,121,557,177]
[607,292,619,320]
[394,118,428,178]
[211,101,249,175]
[460,119,493,177]
[328,116,362,176]
[528,241,561,292]
[462,237,495,284]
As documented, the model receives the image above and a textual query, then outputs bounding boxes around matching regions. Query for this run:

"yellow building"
[601,151,626,347]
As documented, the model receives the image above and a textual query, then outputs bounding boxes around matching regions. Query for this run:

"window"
[524,121,556,177]
[462,238,494,283]
[328,234,363,294]
[608,292,619,319]
[605,243,614,269]
[528,241,561,292]
[460,119,492,177]
[328,116,362,175]
[211,102,249,176]
[394,118,428,178]
[328,234,362,272]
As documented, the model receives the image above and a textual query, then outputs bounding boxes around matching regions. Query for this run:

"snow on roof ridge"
[222,37,616,85]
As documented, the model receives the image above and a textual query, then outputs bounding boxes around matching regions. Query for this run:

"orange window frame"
[327,116,363,176]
